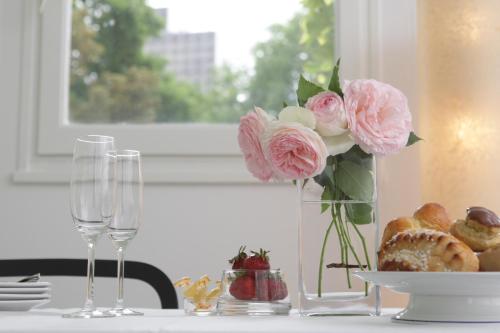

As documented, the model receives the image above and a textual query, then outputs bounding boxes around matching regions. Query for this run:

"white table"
[1,309,500,333]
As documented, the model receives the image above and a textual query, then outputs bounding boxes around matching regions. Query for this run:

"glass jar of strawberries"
[217,247,291,315]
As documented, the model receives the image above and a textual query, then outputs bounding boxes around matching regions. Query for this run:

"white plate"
[354,271,500,323]
[0,287,50,294]
[0,299,51,311]
[0,282,51,288]
[0,293,50,300]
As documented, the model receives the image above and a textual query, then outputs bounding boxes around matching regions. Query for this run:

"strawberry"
[229,275,255,300]
[228,246,248,269]
[243,249,270,270]
[256,276,288,301]
[270,278,288,301]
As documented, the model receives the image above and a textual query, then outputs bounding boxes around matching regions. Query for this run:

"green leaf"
[328,58,343,97]
[313,156,335,187]
[338,145,373,169]
[406,132,422,146]
[346,203,373,225]
[282,101,288,108]
[321,186,332,213]
[296,75,324,107]
[334,160,374,202]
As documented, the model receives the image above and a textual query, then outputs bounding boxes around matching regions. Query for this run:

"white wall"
[0,0,419,309]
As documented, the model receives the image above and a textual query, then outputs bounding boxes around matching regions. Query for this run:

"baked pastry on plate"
[413,202,452,232]
[477,245,500,271]
[378,229,479,272]
[380,203,452,246]
[450,206,500,252]
[478,245,500,271]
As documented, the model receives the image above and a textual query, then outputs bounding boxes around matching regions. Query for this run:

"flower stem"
[351,222,372,271]
[317,217,336,298]
[337,205,364,270]
[334,204,351,288]
[350,217,372,296]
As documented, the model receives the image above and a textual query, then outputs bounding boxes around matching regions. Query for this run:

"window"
[15,0,407,183]
[69,0,336,124]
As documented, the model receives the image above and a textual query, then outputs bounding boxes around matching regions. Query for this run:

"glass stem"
[115,246,126,309]
[84,238,97,311]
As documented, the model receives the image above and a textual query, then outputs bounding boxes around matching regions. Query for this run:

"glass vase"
[297,147,380,316]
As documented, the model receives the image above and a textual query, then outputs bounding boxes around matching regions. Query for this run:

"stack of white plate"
[0,282,51,311]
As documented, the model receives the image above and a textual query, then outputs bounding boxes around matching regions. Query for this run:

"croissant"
[378,230,479,272]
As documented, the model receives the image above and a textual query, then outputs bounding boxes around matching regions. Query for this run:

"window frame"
[13,0,416,184]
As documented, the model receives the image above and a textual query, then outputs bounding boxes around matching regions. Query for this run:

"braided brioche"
[378,230,479,272]
[380,203,452,248]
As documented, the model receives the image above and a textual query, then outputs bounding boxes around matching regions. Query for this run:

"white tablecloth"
[1,309,500,333]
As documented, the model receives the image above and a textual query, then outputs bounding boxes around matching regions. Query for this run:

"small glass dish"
[175,276,221,316]
[216,269,291,316]
[183,297,217,316]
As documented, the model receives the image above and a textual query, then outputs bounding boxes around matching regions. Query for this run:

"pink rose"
[261,122,328,180]
[238,107,275,182]
[344,79,412,156]
[305,91,347,136]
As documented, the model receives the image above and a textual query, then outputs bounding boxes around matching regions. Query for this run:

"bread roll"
[450,207,500,251]
[380,217,421,246]
[413,202,452,232]
[478,246,500,271]
[378,230,479,272]
[380,203,452,247]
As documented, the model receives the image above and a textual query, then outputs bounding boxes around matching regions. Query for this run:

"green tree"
[70,0,335,124]
[81,0,164,74]
[300,0,335,84]
[245,15,305,114]
[71,0,201,123]
[154,73,206,123]
[202,64,248,123]
[245,0,335,113]
[72,67,160,123]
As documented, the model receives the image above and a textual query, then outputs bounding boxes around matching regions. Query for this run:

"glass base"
[298,288,380,316]
[104,308,144,316]
[62,309,115,319]
[217,298,291,316]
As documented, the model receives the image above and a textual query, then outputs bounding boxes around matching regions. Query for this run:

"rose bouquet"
[238,60,420,296]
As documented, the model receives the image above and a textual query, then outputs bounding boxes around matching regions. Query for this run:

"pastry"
[380,203,452,247]
[413,202,452,233]
[450,206,500,251]
[378,229,479,272]
[380,217,421,247]
[478,245,500,271]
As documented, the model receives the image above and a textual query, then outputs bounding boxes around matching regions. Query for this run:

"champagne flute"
[65,135,115,319]
[104,150,144,316]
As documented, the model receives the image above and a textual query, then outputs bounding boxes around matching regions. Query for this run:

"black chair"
[0,259,178,309]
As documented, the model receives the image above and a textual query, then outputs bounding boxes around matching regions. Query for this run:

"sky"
[146,0,303,69]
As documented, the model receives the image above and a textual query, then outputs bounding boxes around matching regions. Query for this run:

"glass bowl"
[216,269,291,315]
[175,275,221,316]
[183,297,218,316]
